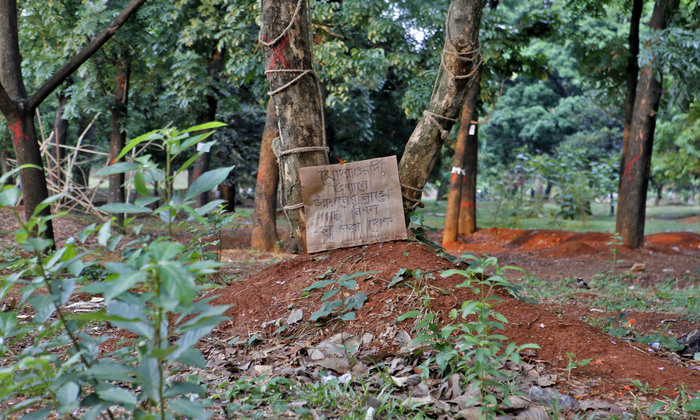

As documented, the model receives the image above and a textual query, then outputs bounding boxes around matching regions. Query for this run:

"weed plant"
[0,123,232,418]
[407,254,539,418]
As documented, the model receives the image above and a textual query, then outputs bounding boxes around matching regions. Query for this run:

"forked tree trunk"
[108,62,130,229]
[442,70,481,245]
[458,108,479,236]
[616,0,678,248]
[0,0,147,242]
[399,0,485,213]
[617,0,643,195]
[260,0,329,253]
[251,99,280,251]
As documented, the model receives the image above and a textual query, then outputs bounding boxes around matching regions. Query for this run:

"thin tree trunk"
[443,69,481,245]
[617,0,644,195]
[459,109,479,236]
[108,62,130,229]
[616,0,678,248]
[51,93,68,194]
[398,0,486,213]
[260,0,329,253]
[251,100,280,251]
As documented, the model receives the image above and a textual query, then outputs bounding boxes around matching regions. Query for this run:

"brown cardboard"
[299,156,408,253]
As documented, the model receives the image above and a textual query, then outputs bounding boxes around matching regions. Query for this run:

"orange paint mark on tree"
[450,173,457,183]
[264,34,291,71]
[8,120,28,146]
[257,166,265,182]
[336,157,346,165]
[460,202,475,208]
[622,154,640,182]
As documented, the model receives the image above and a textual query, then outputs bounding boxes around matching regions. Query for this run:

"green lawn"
[419,198,699,234]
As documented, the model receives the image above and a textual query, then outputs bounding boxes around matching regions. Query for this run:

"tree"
[260,0,330,253]
[0,0,148,241]
[442,69,481,245]
[251,99,280,251]
[616,0,679,248]
[399,0,486,212]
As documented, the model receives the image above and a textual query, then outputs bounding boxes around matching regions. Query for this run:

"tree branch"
[27,0,149,110]
[0,82,18,121]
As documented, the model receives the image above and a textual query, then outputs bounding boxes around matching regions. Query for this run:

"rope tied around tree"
[404,4,483,212]
[400,183,425,209]
[259,0,329,217]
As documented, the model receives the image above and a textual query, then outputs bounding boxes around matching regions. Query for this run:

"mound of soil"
[207,239,699,399]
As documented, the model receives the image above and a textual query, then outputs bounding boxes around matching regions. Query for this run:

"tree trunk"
[108,62,130,229]
[616,0,678,248]
[260,0,329,253]
[0,0,54,242]
[617,0,644,193]
[191,47,224,207]
[459,109,479,236]
[443,69,481,245]
[398,0,485,213]
[50,93,68,195]
[251,98,280,251]
[0,0,147,242]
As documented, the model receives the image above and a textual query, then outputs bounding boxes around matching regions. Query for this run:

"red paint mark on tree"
[336,157,346,165]
[257,166,265,182]
[193,169,201,181]
[451,173,457,183]
[460,202,475,208]
[264,34,291,71]
[622,154,640,183]
[8,120,28,146]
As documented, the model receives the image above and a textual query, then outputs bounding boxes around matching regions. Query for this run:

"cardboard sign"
[299,156,408,253]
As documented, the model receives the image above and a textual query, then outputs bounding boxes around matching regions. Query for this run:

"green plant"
[0,123,233,418]
[303,271,374,323]
[565,352,593,381]
[408,255,539,418]
[606,232,624,276]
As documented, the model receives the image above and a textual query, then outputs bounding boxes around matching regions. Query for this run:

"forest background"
[0,0,698,239]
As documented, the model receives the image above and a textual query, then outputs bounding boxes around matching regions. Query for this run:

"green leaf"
[149,242,185,262]
[184,166,234,201]
[175,347,207,368]
[180,121,227,134]
[106,301,153,337]
[397,310,422,322]
[0,312,18,332]
[321,289,340,301]
[56,382,80,412]
[158,261,195,307]
[116,130,163,161]
[684,398,700,411]
[96,384,136,406]
[163,382,206,398]
[169,397,212,419]
[97,203,151,214]
[345,292,367,310]
[94,162,142,176]
[133,171,149,196]
[338,312,356,321]
[0,187,20,206]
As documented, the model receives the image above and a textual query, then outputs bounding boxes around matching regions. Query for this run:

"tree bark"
[442,69,481,245]
[0,0,147,242]
[459,108,479,236]
[108,62,130,229]
[398,0,485,213]
[616,0,678,248]
[617,0,643,195]
[260,0,329,253]
[251,99,280,251]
